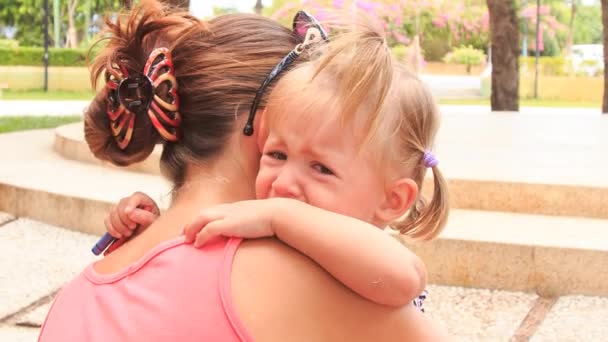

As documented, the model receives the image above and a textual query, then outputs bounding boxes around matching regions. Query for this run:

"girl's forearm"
[271,198,427,306]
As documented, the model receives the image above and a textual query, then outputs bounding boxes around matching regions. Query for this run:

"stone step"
[54,122,162,175]
[54,116,608,219]
[0,129,171,235]
[435,110,608,220]
[398,209,608,297]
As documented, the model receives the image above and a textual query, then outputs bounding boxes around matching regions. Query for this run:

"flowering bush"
[443,45,486,74]
[266,1,567,62]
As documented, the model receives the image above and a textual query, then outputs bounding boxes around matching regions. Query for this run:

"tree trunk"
[566,1,576,56]
[254,0,263,15]
[602,0,608,113]
[65,0,79,48]
[486,0,519,111]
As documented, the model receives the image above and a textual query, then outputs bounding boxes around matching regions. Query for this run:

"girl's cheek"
[255,167,273,199]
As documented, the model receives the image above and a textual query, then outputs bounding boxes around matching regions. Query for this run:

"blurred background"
[0,0,603,108]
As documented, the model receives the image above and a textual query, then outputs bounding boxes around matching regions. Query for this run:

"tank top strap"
[219,238,254,342]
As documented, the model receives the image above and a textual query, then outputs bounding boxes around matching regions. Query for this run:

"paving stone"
[0,326,40,342]
[424,285,536,341]
[16,302,53,328]
[0,219,98,319]
[531,295,608,342]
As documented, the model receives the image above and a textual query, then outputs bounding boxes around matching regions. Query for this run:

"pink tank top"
[38,236,253,342]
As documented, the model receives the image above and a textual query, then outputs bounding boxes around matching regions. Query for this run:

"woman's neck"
[155,127,261,237]
[94,117,263,273]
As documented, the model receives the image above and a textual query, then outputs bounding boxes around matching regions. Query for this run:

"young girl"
[104,17,449,309]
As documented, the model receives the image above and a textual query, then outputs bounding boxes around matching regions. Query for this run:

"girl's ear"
[374,178,418,224]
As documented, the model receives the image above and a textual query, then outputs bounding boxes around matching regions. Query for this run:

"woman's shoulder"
[91,235,226,279]
[231,238,450,341]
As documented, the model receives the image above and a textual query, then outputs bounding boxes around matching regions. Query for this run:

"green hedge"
[0,39,18,49]
[520,56,566,76]
[0,47,90,66]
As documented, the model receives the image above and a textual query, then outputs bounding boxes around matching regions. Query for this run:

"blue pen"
[92,233,116,256]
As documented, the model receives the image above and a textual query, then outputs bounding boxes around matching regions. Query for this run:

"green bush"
[391,45,407,62]
[0,39,18,49]
[421,37,451,62]
[0,47,90,66]
[443,45,486,74]
[520,56,566,76]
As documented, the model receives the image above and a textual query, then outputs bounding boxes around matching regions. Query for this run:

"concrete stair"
[399,210,608,297]
[54,123,162,175]
[434,111,608,220]
[0,129,171,235]
[55,119,608,219]
[1,110,607,297]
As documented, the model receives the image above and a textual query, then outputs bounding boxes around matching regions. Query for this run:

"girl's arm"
[271,198,427,307]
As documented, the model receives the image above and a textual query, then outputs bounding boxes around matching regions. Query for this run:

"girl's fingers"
[110,208,132,237]
[116,198,137,230]
[128,192,161,215]
[128,208,158,228]
[183,211,223,243]
[193,220,226,248]
[104,212,122,239]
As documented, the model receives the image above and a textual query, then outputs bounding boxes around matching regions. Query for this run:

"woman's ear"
[374,178,418,224]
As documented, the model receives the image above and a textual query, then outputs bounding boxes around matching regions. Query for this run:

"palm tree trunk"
[602,0,608,113]
[567,1,576,55]
[65,0,79,48]
[486,0,520,111]
[254,0,263,15]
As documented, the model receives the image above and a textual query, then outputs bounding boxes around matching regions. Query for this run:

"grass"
[0,115,82,134]
[1,89,94,100]
[439,98,601,108]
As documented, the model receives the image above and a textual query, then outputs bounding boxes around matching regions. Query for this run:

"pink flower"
[522,5,551,18]
[536,24,544,51]
[463,21,473,32]
[356,1,377,12]
[394,32,410,44]
[395,14,403,27]
[433,17,447,28]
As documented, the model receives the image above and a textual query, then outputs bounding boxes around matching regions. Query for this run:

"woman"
[39,1,448,341]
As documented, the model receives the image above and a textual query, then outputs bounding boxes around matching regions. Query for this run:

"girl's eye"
[313,163,335,176]
[268,151,287,160]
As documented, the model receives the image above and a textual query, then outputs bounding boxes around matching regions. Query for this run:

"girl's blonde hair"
[266,13,449,241]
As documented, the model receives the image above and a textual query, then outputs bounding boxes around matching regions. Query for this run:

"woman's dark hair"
[85,0,299,187]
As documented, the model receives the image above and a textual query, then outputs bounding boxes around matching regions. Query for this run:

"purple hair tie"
[423,151,438,168]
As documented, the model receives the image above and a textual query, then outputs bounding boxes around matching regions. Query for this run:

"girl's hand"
[104,192,160,239]
[183,199,281,248]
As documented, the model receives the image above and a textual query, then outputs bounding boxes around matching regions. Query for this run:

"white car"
[570,44,603,77]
